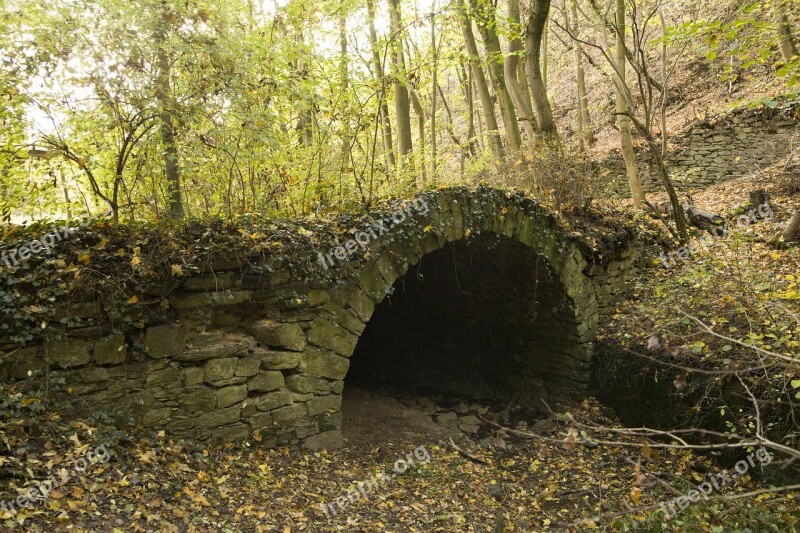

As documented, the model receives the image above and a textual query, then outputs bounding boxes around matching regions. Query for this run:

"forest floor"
[1,383,797,532]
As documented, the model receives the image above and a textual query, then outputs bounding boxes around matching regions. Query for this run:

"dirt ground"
[341,386,448,447]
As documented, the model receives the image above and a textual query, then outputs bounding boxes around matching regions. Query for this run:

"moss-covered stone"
[255,391,293,411]
[144,324,188,359]
[216,384,247,408]
[248,320,306,351]
[307,394,342,416]
[299,349,349,380]
[204,357,239,383]
[195,406,241,429]
[93,333,126,365]
[255,350,301,370]
[44,339,91,368]
[247,371,284,392]
[285,374,329,394]
[306,319,357,357]
[180,388,216,413]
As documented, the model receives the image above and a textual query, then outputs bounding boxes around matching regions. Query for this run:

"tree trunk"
[542,17,548,91]
[456,0,504,159]
[472,0,522,152]
[525,0,558,138]
[437,83,467,176]
[339,9,350,188]
[784,209,800,243]
[613,0,645,208]
[409,88,427,186]
[458,63,480,157]
[155,4,183,220]
[430,1,438,184]
[570,0,593,148]
[367,0,395,171]
[505,0,539,143]
[389,0,413,165]
[774,0,799,62]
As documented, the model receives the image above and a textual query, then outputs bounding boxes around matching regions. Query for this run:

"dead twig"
[447,437,490,465]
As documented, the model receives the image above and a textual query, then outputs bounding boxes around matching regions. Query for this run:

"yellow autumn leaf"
[127,295,139,304]
[77,252,91,265]
[630,486,641,504]
[138,449,156,463]
[183,486,211,506]
[423,225,432,233]
[171,264,184,277]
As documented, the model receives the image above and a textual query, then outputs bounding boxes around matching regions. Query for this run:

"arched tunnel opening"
[342,234,583,444]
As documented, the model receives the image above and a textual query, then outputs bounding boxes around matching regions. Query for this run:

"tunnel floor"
[340,384,550,448]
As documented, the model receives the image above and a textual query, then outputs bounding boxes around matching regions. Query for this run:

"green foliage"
[665,0,800,87]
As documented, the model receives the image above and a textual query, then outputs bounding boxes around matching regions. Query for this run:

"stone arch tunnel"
[0,188,644,450]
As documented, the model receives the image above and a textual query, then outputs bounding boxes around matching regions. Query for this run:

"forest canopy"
[1,0,798,224]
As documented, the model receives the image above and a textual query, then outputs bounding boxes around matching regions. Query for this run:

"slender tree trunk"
[506,0,539,143]
[518,58,533,111]
[339,8,350,191]
[457,63,480,156]
[525,0,558,137]
[437,83,466,166]
[570,0,593,148]
[155,3,183,220]
[409,88,427,186]
[430,1,438,184]
[457,0,503,159]
[774,0,799,62]
[542,18,549,91]
[614,0,645,208]
[471,0,521,152]
[293,30,312,149]
[389,0,413,166]
[367,0,395,171]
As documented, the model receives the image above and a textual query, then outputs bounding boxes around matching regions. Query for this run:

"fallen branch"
[683,204,725,234]
[447,437,490,465]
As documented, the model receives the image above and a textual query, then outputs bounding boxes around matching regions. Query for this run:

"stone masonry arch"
[0,187,643,451]
[303,188,598,448]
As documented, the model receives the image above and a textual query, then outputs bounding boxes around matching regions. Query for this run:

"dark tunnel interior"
[345,234,569,402]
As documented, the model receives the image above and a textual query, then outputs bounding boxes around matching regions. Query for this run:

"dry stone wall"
[0,188,645,450]
[598,99,800,195]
